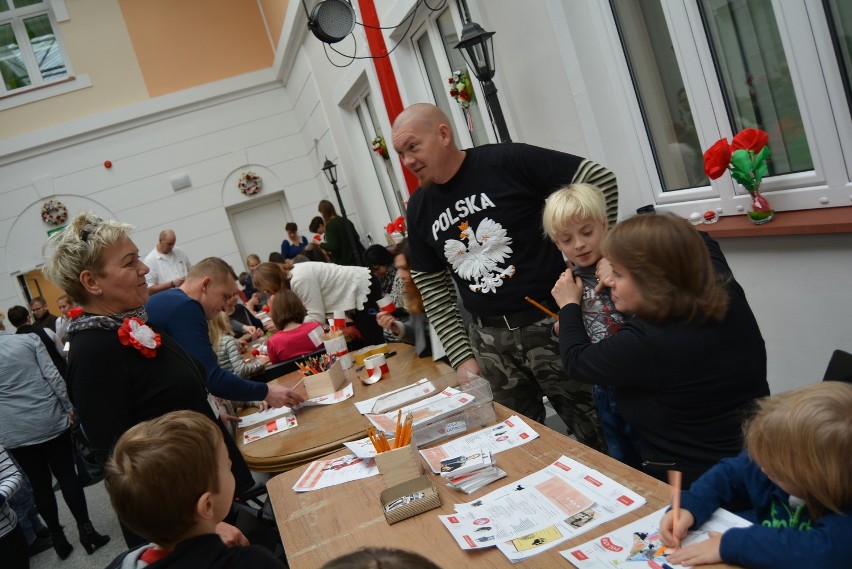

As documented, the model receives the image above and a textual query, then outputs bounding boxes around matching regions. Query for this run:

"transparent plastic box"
[411,373,496,447]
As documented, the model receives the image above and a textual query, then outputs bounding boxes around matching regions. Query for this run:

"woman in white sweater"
[253,261,384,345]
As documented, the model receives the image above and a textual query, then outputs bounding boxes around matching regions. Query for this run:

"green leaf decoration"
[730,169,755,191]
[752,146,771,182]
[729,149,753,173]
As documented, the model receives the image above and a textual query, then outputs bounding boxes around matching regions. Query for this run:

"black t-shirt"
[407,143,584,315]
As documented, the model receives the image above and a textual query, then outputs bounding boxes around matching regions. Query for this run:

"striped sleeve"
[572,159,619,226]
[411,269,474,368]
[0,445,23,538]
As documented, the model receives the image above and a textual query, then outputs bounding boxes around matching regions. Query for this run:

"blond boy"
[543,183,641,467]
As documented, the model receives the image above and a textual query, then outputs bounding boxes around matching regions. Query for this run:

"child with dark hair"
[105,410,284,568]
[267,290,323,363]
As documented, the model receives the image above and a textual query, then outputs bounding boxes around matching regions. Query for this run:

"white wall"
[719,234,852,394]
[0,74,332,311]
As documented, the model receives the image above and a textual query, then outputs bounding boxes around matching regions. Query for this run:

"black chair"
[822,349,852,383]
[263,347,327,382]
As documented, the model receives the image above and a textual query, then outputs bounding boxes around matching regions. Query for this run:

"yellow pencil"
[524,296,558,319]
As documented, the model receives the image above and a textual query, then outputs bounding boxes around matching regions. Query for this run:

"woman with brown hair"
[552,213,769,487]
[266,290,323,363]
[375,239,432,357]
[280,221,308,260]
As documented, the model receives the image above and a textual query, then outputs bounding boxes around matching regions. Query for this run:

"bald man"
[143,229,192,294]
[392,103,618,452]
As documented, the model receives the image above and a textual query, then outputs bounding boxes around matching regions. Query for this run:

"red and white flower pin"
[117,317,161,358]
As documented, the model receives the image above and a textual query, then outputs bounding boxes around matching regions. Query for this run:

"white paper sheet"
[242,414,298,445]
[561,506,751,568]
[419,415,539,474]
[353,378,436,414]
[292,454,379,492]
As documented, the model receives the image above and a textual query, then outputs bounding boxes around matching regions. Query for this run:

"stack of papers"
[365,387,474,434]
[439,449,506,494]
[437,454,646,562]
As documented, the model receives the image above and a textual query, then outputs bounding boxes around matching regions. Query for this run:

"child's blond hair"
[542,183,608,241]
[746,381,852,519]
[104,410,223,545]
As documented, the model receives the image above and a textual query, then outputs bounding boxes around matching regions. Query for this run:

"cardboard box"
[303,359,346,399]
[380,475,441,525]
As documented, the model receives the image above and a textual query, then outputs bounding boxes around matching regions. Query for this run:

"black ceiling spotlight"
[305,0,356,44]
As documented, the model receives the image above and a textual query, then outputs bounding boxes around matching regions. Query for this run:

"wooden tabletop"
[237,344,454,472]
[267,403,740,569]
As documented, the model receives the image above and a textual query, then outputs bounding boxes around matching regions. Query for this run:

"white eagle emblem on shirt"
[444,217,516,294]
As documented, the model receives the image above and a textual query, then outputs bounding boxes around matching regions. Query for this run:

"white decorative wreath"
[41,199,68,225]
[238,171,263,196]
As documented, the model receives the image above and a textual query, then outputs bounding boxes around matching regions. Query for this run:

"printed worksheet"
[242,414,298,444]
[561,506,751,568]
[291,454,379,492]
[419,415,539,473]
[439,474,594,550]
[365,387,473,433]
[238,406,294,428]
[445,455,645,562]
[301,382,354,406]
[354,378,437,414]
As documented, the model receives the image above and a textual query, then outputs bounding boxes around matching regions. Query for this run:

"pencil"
[524,296,558,319]
[668,469,682,542]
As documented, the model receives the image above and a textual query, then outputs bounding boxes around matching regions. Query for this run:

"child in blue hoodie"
[659,381,852,568]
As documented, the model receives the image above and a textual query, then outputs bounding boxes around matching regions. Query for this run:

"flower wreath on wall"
[238,171,263,196]
[371,136,390,160]
[41,199,68,225]
[448,69,475,132]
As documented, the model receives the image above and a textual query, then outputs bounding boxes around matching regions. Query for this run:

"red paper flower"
[68,306,84,319]
[731,128,768,153]
[252,349,260,356]
[386,222,395,234]
[393,215,406,233]
[117,317,161,358]
[262,305,271,313]
[702,138,732,179]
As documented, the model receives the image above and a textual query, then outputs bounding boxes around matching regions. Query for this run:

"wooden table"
[267,403,739,569]
[237,344,454,472]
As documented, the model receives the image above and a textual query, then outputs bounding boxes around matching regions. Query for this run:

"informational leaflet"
[441,455,645,562]
[419,415,539,474]
[354,378,437,414]
[291,454,379,492]
[301,382,354,406]
[238,406,294,428]
[365,387,473,434]
[439,475,595,550]
[242,414,298,445]
[561,506,751,569]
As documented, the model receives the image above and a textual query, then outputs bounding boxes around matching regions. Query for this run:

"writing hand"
[659,508,694,548]
[666,531,722,566]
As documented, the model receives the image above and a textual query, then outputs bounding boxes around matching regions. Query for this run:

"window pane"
[25,13,66,81]
[435,8,489,147]
[365,94,406,214]
[0,22,32,89]
[699,0,812,174]
[12,0,45,8]
[416,32,463,149]
[0,0,9,14]
[824,0,852,116]
[611,0,707,191]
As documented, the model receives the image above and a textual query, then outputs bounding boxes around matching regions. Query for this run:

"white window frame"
[606,0,852,217]
[387,1,496,149]
[0,0,89,109]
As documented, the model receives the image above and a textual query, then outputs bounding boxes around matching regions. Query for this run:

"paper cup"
[377,295,397,314]
[364,353,389,376]
[333,310,346,329]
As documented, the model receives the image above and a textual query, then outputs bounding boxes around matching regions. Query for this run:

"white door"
[227,192,291,263]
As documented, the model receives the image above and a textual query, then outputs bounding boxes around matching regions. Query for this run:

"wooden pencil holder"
[373,442,423,489]
[302,359,346,398]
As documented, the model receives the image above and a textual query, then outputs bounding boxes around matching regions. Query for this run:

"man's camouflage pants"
[467,317,606,453]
